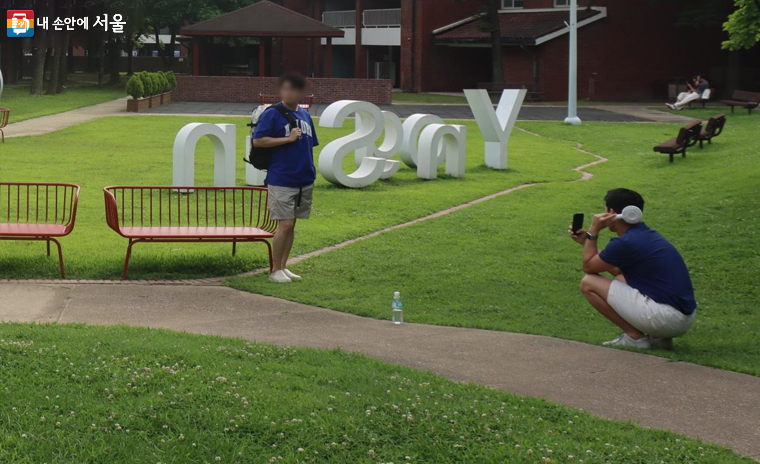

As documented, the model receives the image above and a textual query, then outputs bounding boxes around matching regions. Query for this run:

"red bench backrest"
[103,186,277,234]
[0,182,80,233]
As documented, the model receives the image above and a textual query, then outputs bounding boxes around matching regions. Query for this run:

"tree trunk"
[487,0,504,86]
[46,32,62,95]
[168,32,177,66]
[109,37,121,85]
[56,31,71,93]
[725,50,742,96]
[97,40,105,88]
[30,46,47,95]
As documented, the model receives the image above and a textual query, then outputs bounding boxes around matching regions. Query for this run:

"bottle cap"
[394,291,400,298]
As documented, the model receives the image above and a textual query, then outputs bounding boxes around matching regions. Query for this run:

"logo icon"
[7,10,34,37]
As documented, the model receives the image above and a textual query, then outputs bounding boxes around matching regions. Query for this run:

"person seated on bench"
[253,72,319,284]
[568,189,696,349]
[666,75,709,110]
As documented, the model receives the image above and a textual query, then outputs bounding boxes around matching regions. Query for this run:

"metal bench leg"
[47,239,51,256]
[49,238,65,278]
[0,128,4,143]
[232,240,237,256]
[669,153,674,163]
[263,240,274,272]
[122,239,135,280]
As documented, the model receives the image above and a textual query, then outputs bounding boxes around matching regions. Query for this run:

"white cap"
[394,291,400,298]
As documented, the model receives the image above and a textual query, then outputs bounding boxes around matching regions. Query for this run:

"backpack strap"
[272,103,299,132]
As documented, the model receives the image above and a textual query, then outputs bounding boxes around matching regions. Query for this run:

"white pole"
[564,0,581,125]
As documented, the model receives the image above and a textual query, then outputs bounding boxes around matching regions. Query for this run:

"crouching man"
[253,72,319,283]
[569,189,696,349]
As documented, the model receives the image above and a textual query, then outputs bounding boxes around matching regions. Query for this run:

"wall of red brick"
[535,0,730,101]
[174,76,393,104]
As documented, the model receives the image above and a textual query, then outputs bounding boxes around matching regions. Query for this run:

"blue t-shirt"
[599,223,696,315]
[253,105,319,188]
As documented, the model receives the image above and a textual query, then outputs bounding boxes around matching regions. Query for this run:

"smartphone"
[572,213,584,236]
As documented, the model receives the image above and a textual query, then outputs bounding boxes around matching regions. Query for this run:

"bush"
[125,75,145,100]
[157,73,170,93]
[137,72,154,97]
[164,71,177,90]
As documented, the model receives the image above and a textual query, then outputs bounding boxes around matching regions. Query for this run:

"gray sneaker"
[603,334,651,349]
[650,337,674,351]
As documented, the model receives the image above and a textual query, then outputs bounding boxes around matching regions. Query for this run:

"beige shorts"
[267,184,314,220]
[608,280,695,338]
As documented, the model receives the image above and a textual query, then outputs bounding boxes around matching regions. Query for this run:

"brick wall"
[174,76,393,104]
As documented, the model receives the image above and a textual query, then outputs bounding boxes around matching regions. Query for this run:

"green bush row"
[126,71,178,99]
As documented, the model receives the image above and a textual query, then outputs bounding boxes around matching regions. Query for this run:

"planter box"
[126,98,151,113]
[161,92,173,105]
[149,95,162,108]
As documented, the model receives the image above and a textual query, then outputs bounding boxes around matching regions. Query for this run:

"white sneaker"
[283,269,302,281]
[269,270,292,283]
[603,333,651,349]
[666,103,676,110]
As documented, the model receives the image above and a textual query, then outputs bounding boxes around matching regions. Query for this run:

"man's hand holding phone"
[568,225,587,245]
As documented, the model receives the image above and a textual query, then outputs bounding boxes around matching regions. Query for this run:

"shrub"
[137,72,154,96]
[157,73,169,93]
[125,74,145,100]
[164,71,177,90]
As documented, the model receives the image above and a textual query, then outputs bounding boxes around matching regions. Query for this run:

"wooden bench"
[104,186,278,279]
[697,114,726,148]
[687,88,714,109]
[721,90,760,114]
[259,93,314,111]
[0,182,80,277]
[653,120,702,163]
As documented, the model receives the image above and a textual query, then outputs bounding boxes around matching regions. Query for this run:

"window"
[502,0,524,9]
[555,0,570,6]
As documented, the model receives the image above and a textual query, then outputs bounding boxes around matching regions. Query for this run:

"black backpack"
[245,103,299,171]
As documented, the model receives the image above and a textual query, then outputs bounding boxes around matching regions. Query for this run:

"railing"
[323,10,356,28]
[0,182,79,231]
[104,186,277,234]
[363,8,401,28]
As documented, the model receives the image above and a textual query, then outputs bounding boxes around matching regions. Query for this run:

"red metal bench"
[104,186,277,279]
[259,93,314,110]
[0,182,80,277]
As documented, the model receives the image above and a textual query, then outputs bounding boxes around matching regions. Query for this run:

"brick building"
[266,0,756,102]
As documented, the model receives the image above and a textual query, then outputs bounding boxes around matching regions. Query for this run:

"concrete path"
[2,282,758,460]
[2,97,129,138]
[145,101,651,122]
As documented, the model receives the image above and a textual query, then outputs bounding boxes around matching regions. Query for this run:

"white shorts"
[608,280,695,338]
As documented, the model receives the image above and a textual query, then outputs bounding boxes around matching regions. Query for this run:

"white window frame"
[501,0,524,9]
[554,0,570,6]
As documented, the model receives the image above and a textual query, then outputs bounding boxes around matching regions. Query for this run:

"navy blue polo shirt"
[253,105,318,188]
[600,223,696,315]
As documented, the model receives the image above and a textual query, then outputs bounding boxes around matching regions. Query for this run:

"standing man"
[253,72,318,283]
[569,189,697,349]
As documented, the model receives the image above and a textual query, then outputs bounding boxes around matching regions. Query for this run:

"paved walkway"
[2,97,129,138]
[2,282,758,460]
[146,101,655,122]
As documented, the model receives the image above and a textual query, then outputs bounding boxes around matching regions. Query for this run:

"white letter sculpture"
[245,135,267,186]
[173,123,236,187]
[399,114,445,168]
[417,124,467,180]
[464,89,526,170]
[319,100,399,189]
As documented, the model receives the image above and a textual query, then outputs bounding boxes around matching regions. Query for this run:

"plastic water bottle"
[391,291,404,324]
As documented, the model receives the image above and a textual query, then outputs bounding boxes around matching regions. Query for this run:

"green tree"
[454,0,504,87]
[722,0,760,50]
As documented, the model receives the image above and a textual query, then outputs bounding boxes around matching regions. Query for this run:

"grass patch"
[229,108,760,376]
[0,116,588,279]
[392,92,468,104]
[0,84,125,123]
[0,323,751,463]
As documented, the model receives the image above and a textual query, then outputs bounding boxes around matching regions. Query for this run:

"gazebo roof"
[181,1,345,38]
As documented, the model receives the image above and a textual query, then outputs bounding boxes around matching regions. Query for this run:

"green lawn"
[0,323,750,464]
[0,84,125,124]
[229,108,760,376]
[392,92,468,104]
[0,116,587,279]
